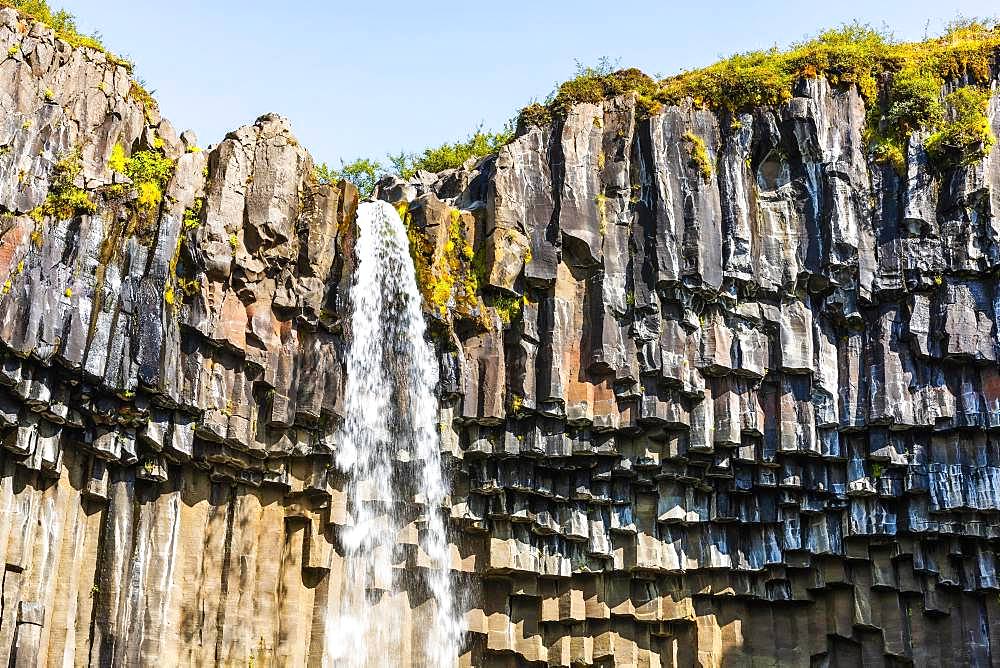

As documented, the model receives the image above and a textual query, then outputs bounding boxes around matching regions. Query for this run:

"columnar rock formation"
[0,5,999,666]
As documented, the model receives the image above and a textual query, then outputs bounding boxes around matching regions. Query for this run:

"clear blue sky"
[61,1,997,167]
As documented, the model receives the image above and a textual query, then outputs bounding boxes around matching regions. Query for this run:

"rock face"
[0,7,999,666]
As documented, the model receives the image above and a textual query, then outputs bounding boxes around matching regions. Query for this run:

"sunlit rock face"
[2,5,1000,665]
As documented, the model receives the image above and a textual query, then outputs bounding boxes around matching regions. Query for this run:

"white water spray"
[325,200,462,667]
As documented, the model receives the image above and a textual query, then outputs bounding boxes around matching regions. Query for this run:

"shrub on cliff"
[316,124,513,194]
[925,86,995,165]
[5,0,116,57]
[401,125,513,177]
[315,158,385,196]
[5,1,152,107]
[515,20,999,172]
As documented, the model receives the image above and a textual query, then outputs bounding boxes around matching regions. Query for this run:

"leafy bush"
[31,147,95,221]
[402,126,513,177]
[517,58,660,126]
[547,59,656,111]
[925,86,995,165]
[316,125,514,192]
[315,158,385,196]
[517,103,553,131]
[6,0,104,51]
[110,147,174,211]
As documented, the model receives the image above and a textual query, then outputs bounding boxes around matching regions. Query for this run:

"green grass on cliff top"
[515,20,1000,170]
[521,19,1000,122]
[4,1,159,116]
[2,1,128,64]
[328,20,1000,191]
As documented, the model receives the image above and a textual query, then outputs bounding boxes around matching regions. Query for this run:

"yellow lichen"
[595,192,608,236]
[683,131,712,182]
[402,204,487,324]
[108,143,126,173]
[136,181,161,211]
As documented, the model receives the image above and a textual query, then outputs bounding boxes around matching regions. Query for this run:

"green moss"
[549,61,657,115]
[401,204,487,323]
[124,149,174,186]
[925,86,995,166]
[128,80,158,123]
[6,45,17,57]
[635,93,663,119]
[683,131,712,182]
[491,292,523,324]
[183,198,203,229]
[34,147,96,221]
[658,25,894,111]
[517,103,553,131]
[100,183,129,201]
[177,276,200,296]
[5,1,104,52]
[510,22,998,178]
[662,20,998,172]
[399,202,437,314]
[518,60,658,126]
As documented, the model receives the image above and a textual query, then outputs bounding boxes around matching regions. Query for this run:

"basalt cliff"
[0,6,999,667]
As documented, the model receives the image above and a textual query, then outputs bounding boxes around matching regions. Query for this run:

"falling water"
[325,200,462,667]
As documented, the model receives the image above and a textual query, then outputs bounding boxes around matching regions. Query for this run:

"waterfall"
[325,200,462,667]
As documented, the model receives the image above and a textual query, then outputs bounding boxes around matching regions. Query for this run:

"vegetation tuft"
[924,85,995,166]
[4,1,155,113]
[510,21,999,171]
[111,146,174,212]
[315,125,513,195]
[3,0,137,70]
[683,131,713,182]
[546,58,661,118]
[30,147,95,222]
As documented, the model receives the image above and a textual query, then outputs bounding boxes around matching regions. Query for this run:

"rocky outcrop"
[383,72,1000,665]
[0,6,999,666]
